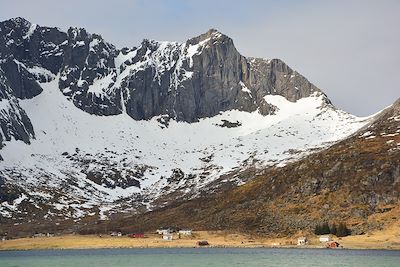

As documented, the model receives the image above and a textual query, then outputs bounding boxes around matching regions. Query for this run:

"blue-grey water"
[0,248,399,267]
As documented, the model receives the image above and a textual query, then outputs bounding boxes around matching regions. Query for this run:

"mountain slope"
[0,77,367,224]
[0,17,374,228]
[111,98,400,235]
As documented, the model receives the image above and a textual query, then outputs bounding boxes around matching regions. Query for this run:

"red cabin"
[130,233,145,238]
[326,241,341,248]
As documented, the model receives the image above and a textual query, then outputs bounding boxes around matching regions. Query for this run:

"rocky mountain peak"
[186,28,232,47]
[67,27,89,42]
[0,17,40,46]
[7,17,32,29]
[0,17,332,147]
[191,28,226,39]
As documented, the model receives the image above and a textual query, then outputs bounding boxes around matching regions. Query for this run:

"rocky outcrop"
[0,58,43,99]
[0,69,35,147]
[58,27,121,116]
[0,17,66,73]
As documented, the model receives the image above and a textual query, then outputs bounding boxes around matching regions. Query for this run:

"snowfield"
[0,75,371,220]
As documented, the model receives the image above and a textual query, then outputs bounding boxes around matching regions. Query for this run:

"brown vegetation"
[96,99,400,236]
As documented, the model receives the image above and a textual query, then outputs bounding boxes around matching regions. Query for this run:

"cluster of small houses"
[156,228,193,240]
[11,228,198,243]
[0,232,56,241]
[3,230,341,249]
[107,228,209,246]
[108,228,195,241]
[297,235,342,248]
[32,233,55,238]
[107,232,146,238]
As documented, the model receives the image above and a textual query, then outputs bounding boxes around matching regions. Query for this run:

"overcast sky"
[1,0,399,116]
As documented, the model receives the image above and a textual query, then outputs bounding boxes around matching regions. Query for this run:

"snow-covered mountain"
[0,17,371,224]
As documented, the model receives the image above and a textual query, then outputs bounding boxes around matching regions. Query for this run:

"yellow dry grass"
[1,227,399,250]
[339,220,400,250]
[0,232,274,250]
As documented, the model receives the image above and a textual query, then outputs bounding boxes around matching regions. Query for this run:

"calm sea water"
[0,248,399,267]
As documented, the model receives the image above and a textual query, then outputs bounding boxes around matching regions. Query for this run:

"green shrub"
[336,222,351,237]
[314,222,350,236]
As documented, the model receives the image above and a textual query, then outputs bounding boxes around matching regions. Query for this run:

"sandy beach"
[1,224,399,251]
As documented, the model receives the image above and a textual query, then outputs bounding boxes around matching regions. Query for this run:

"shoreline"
[0,245,399,252]
[1,231,399,251]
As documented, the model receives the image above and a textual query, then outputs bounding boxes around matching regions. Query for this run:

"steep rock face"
[117,29,323,121]
[246,58,321,103]
[58,27,121,116]
[0,58,43,99]
[0,69,35,147]
[172,30,259,121]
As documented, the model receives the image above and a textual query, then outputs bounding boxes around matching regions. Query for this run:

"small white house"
[178,229,192,236]
[297,236,308,246]
[33,233,45,238]
[157,228,171,235]
[110,231,122,237]
[319,235,332,242]
[163,233,173,241]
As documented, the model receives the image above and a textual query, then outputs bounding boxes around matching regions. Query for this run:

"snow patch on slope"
[240,81,252,97]
[23,23,37,39]
[87,73,116,98]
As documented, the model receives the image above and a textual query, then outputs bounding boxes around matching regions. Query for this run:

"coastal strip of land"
[1,227,399,251]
